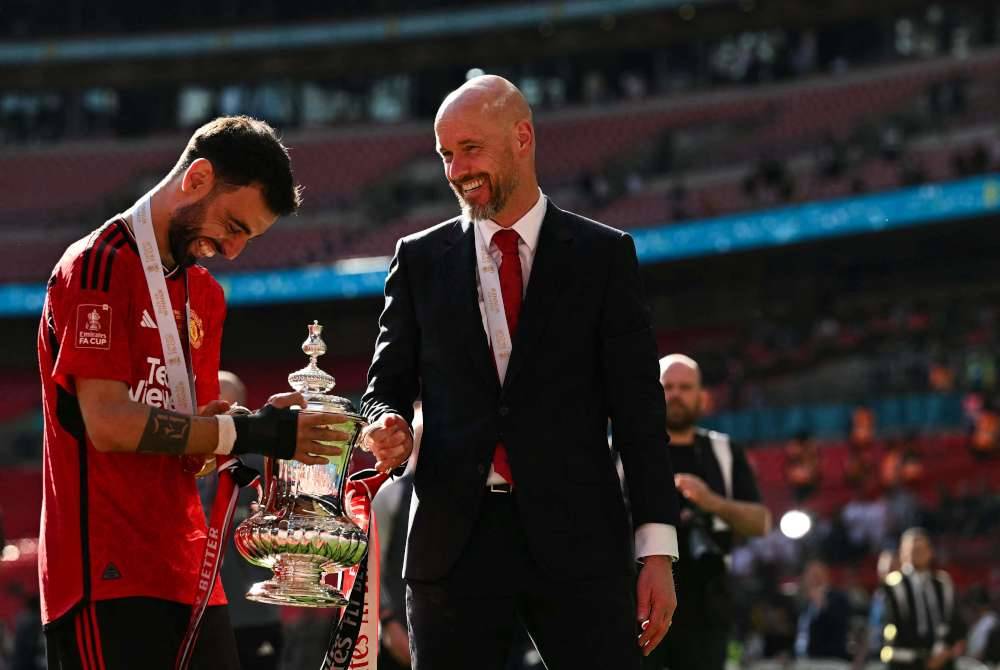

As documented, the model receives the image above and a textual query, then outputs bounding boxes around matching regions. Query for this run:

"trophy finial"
[288,320,336,395]
[302,320,326,358]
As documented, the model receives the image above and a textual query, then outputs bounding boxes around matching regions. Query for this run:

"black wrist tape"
[232,404,298,460]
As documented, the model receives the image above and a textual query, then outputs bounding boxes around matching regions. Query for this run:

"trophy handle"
[261,456,279,509]
[335,418,368,503]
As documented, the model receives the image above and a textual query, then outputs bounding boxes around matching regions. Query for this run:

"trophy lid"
[288,321,358,414]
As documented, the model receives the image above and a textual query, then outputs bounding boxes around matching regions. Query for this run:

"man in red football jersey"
[38,116,344,669]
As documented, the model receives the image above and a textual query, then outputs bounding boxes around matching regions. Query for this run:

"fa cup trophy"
[234,321,369,607]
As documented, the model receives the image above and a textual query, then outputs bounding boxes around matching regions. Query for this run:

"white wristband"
[215,414,237,455]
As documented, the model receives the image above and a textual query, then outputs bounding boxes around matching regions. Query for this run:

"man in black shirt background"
[645,354,772,670]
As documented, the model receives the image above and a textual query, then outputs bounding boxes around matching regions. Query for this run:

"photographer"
[645,355,771,670]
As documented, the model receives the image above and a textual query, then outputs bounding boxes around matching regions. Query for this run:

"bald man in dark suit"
[360,76,681,670]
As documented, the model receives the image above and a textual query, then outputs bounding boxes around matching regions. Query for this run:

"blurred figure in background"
[965,586,999,665]
[855,549,902,669]
[646,354,770,670]
[784,431,821,501]
[794,559,851,661]
[881,433,925,489]
[9,589,43,670]
[878,528,966,670]
[845,406,878,493]
[374,403,422,670]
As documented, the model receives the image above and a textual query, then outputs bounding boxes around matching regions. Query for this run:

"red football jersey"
[37,217,228,625]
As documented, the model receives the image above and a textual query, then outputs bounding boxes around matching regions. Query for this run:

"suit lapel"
[504,203,574,391]
[440,217,499,390]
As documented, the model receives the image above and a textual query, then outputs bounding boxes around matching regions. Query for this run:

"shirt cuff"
[635,523,679,562]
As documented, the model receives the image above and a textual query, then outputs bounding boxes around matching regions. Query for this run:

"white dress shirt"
[473,189,679,561]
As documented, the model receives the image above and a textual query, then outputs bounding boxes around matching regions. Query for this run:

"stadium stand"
[3,2,1000,668]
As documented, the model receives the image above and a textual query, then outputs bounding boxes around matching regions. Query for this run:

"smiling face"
[167,160,277,268]
[434,76,536,226]
[436,113,521,222]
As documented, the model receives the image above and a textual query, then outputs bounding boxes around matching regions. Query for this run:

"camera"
[682,511,727,577]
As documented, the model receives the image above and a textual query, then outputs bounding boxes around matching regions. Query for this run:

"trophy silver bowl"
[233,321,369,607]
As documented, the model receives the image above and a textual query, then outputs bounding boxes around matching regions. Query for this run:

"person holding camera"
[877,528,966,670]
[644,354,772,670]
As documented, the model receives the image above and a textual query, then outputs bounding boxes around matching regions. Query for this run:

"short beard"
[666,402,700,432]
[453,152,519,221]
[166,197,211,269]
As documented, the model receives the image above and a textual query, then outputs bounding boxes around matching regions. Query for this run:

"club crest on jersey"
[189,309,204,349]
[76,304,111,349]
[171,308,204,349]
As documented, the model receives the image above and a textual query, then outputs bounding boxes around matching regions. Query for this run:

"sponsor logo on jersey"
[101,563,122,580]
[75,304,111,349]
[140,309,157,329]
[129,356,176,409]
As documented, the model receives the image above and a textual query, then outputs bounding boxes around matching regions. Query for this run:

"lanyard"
[129,195,196,413]
[176,457,261,670]
[473,221,514,383]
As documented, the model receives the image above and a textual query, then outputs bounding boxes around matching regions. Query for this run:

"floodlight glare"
[779,510,812,539]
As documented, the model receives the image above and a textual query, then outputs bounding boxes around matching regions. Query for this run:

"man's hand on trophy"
[266,392,351,465]
[294,413,349,465]
[361,413,413,474]
[226,392,349,465]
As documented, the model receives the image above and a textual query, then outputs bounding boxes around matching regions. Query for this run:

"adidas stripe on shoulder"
[79,222,136,292]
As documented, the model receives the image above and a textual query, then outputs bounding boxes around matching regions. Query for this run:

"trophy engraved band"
[234,321,369,607]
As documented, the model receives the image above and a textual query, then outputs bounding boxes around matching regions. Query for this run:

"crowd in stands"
[705,398,1000,666]
[2,39,999,287]
[4,2,996,144]
[2,0,522,39]
[680,280,1000,416]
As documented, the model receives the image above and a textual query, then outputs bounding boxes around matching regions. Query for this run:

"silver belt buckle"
[488,483,512,494]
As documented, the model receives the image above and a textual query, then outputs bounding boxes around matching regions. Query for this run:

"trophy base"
[245,555,348,608]
[245,579,347,608]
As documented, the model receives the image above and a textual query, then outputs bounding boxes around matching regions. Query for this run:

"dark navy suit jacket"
[361,202,680,582]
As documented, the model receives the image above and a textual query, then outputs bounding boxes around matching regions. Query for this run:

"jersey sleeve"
[731,442,763,503]
[50,247,134,389]
[194,275,225,406]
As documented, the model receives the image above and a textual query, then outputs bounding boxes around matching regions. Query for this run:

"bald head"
[659,354,701,386]
[436,75,532,130]
[218,370,247,406]
[659,354,703,435]
[434,75,539,226]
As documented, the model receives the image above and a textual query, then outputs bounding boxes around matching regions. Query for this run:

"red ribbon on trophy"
[319,468,391,670]
[175,455,261,670]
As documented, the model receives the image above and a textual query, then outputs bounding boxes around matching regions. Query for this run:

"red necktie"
[491,229,522,484]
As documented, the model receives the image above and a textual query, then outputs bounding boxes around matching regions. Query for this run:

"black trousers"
[45,597,239,670]
[405,491,641,670]
[641,623,728,670]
